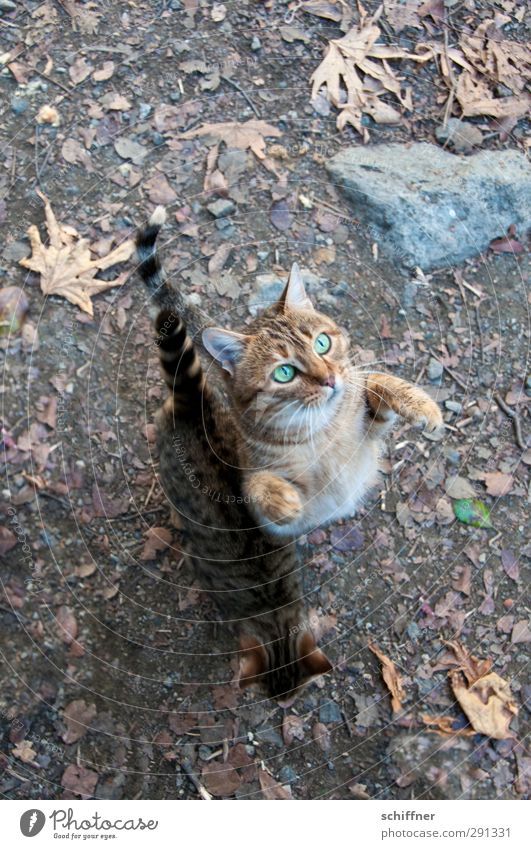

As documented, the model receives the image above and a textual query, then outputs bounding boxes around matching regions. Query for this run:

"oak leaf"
[20,192,134,316]
[450,670,518,740]
[181,120,282,162]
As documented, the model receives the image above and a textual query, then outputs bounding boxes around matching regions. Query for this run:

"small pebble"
[207,198,235,218]
[251,36,261,51]
[11,97,29,115]
[427,357,444,381]
[278,765,297,784]
[445,400,463,414]
[319,699,342,724]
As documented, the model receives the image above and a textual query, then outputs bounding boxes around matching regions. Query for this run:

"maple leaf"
[20,191,134,316]
[310,3,430,139]
[180,119,282,162]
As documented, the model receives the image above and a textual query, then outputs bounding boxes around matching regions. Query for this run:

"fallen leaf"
[312,722,331,751]
[12,741,38,763]
[61,138,93,171]
[484,471,513,497]
[61,700,97,744]
[302,0,343,23]
[140,527,173,561]
[450,670,518,740]
[368,641,405,713]
[451,564,471,596]
[422,714,475,737]
[443,640,492,684]
[0,526,17,555]
[56,605,78,644]
[280,25,311,43]
[501,549,519,582]
[181,120,282,163]
[384,0,422,33]
[144,174,178,205]
[114,137,148,165]
[270,199,293,231]
[92,61,115,81]
[489,234,524,254]
[258,769,293,799]
[511,620,531,644]
[61,764,98,798]
[69,56,93,84]
[36,105,60,126]
[282,714,305,745]
[201,761,241,797]
[453,498,493,528]
[445,475,476,500]
[20,192,134,316]
[330,523,364,552]
[310,4,430,138]
[208,244,232,276]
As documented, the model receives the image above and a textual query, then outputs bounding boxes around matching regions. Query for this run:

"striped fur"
[155,309,205,409]
[137,210,333,702]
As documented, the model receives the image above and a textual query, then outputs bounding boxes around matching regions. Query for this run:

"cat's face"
[203,264,351,439]
[238,630,332,703]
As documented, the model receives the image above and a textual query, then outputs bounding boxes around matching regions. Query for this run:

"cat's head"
[202,264,351,438]
[237,629,332,704]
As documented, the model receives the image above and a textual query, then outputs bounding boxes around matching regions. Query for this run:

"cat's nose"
[322,374,335,388]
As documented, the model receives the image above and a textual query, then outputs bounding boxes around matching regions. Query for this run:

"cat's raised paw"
[245,472,303,526]
[409,399,444,433]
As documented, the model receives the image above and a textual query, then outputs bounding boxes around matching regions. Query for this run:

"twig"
[428,348,468,391]
[34,123,41,186]
[105,506,166,522]
[32,67,71,95]
[181,758,213,800]
[494,393,527,451]
[221,75,261,118]
[475,302,485,363]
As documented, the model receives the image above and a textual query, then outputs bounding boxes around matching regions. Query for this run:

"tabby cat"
[136,208,332,703]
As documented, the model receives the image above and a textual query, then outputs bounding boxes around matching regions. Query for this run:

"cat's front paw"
[406,397,444,433]
[246,472,303,526]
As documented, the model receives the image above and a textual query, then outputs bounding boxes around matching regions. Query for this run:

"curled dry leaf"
[282,714,305,746]
[450,670,518,740]
[20,192,134,316]
[310,4,431,139]
[12,741,38,764]
[368,640,405,714]
[422,714,476,737]
[61,764,98,799]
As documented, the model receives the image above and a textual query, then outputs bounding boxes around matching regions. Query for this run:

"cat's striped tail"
[155,309,205,410]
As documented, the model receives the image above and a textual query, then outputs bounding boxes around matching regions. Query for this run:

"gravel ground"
[0,0,529,800]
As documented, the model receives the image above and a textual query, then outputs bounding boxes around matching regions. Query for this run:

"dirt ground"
[0,0,529,800]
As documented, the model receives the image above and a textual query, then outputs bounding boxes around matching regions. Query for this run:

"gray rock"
[327,143,531,270]
[207,198,235,218]
[251,36,261,51]
[319,699,342,724]
[427,357,444,381]
[278,765,297,783]
[445,400,463,414]
[11,97,28,115]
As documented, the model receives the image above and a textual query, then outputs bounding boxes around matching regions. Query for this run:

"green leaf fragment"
[453,498,493,529]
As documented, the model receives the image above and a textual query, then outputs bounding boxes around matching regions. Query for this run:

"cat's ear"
[298,631,333,677]
[278,263,314,312]
[237,635,268,688]
[202,327,249,375]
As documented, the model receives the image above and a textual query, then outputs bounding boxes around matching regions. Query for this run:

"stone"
[428,358,444,381]
[435,118,483,153]
[250,36,261,51]
[319,699,342,724]
[445,400,463,414]
[327,143,531,270]
[207,198,235,218]
[11,97,29,115]
[278,765,297,784]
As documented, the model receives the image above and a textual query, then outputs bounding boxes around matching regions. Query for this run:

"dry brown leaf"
[310,3,431,139]
[20,192,134,316]
[443,640,492,684]
[61,699,97,744]
[140,527,173,561]
[258,769,293,799]
[12,741,38,763]
[181,120,282,163]
[422,714,476,737]
[450,670,518,740]
[368,640,405,713]
[384,0,422,33]
[484,471,513,497]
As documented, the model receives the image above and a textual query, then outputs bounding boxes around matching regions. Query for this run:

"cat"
[136,208,332,703]
[138,206,443,542]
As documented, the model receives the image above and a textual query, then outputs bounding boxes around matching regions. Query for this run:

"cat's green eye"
[315,333,331,355]
[272,364,296,383]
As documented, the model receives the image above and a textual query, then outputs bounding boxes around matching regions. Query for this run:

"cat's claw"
[407,400,444,433]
